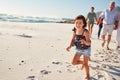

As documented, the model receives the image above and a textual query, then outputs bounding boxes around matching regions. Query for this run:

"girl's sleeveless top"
[72,27,91,50]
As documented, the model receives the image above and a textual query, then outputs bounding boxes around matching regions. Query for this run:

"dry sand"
[0,22,120,80]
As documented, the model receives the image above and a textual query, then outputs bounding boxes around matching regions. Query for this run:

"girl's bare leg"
[72,54,84,65]
[83,56,90,79]
[81,56,91,70]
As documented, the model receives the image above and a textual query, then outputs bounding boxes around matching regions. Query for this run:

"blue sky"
[0,0,120,18]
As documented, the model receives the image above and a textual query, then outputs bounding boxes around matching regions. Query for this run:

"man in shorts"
[99,1,118,50]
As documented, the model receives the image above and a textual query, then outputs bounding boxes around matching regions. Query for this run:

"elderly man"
[99,1,119,50]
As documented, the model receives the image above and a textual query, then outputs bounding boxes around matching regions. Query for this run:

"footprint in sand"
[40,70,51,75]
[27,76,35,80]
[52,61,63,65]
[98,74,105,79]
[8,68,12,70]
[17,34,32,38]
[19,60,26,66]
[57,70,62,73]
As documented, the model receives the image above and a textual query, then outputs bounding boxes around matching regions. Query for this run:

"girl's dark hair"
[75,15,87,28]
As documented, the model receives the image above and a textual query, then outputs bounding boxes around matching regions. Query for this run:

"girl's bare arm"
[83,31,91,46]
[66,32,75,51]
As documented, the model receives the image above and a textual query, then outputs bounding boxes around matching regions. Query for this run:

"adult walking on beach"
[99,1,118,50]
[86,7,97,37]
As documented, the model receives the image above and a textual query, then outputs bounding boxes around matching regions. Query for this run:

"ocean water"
[0,13,73,23]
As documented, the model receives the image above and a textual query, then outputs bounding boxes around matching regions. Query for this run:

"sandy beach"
[0,22,120,80]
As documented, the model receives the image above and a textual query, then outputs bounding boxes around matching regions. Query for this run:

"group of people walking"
[66,1,119,79]
[87,1,119,50]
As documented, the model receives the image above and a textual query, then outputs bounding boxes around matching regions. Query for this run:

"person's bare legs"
[72,54,84,65]
[81,56,91,70]
[90,24,94,37]
[101,35,106,47]
[88,23,94,37]
[88,23,90,34]
[83,56,90,79]
[106,35,111,50]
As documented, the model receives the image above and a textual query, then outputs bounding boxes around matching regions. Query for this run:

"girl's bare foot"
[85,75,90,80]
[85,77,90,80]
